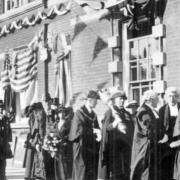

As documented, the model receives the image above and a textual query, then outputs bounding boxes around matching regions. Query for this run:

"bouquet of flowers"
[43,132,62,158]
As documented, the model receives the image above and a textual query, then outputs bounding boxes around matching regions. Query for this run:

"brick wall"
[0,1,112,119]
[163,0,180,88]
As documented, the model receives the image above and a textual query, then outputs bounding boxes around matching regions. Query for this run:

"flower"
[43,132,61,158]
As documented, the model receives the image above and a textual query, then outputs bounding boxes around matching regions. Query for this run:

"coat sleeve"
[68,110,83,142]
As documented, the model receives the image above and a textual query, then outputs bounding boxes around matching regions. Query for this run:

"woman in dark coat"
[54,105,73,180]
[24,102,46,180]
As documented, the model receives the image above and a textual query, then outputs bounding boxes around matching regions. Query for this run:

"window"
[4,0,36,12]
[128,36,159,104]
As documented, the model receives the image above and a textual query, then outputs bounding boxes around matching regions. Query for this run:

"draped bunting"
[0,0,71,38]
[1,53,11,89]
[55,34,72,106]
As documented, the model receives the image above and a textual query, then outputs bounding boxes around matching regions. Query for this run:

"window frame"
[127,35,157,104]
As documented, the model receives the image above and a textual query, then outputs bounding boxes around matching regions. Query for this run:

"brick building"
[0,0,176,173]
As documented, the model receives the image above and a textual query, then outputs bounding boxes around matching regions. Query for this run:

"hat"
[57,104,66,113]
[33,102,44,110]
[87,90,100,99]
[110,90,127,100]
[126,100,139,108]
[0,100,3,108]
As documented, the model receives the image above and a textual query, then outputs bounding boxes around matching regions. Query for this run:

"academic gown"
[98,106,134,180]
[69,105,100,180]
[171,107,180,180]
[158,103,180,180]
[130,103,160,180]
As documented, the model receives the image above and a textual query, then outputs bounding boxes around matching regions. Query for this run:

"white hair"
[165,86,179,95]
[142,90,158,102]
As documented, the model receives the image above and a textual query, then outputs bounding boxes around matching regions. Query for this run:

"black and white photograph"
[0,0,180,180]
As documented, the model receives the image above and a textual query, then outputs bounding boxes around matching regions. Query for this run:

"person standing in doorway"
[69,90,101,180]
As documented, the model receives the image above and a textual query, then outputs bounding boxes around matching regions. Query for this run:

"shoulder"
[159,104,167,113]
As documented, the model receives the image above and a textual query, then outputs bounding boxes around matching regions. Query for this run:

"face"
[88,98,98,109]
[166,92,178,106]
[151,96,159,108]
[114,97,125,108]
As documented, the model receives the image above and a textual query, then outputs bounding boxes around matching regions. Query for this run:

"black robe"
[159,103,180,180]
[69,105,100,180]
[130,103,160,180]
[99,106,134,180]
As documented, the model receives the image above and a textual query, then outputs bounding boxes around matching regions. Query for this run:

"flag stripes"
[1,47,38,92]
[10,48,38,92]
[1,54,11,89]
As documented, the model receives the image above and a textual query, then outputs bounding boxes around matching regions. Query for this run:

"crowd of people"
[1,86,180,180]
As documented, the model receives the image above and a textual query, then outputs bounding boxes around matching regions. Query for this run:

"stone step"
[6,168,24,180]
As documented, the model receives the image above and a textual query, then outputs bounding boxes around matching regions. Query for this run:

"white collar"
[85,104,93,113]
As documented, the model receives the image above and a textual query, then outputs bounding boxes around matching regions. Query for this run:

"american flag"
[9,47,38,92]
[1,53,11,89]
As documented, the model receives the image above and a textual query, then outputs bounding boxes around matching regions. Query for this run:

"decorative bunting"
[0,0,71,38]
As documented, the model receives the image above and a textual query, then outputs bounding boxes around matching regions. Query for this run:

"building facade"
[0,0,177,173]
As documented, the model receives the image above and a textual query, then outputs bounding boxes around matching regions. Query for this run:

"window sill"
[0,0,43,23]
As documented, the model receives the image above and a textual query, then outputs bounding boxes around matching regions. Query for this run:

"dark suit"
[99,106,134,180]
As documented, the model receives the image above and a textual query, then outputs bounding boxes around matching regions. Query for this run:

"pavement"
[6,168,24,180]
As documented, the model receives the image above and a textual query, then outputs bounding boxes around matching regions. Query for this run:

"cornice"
[0,1,43,23]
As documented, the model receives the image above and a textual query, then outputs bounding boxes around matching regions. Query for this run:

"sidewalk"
[6,168,24,180]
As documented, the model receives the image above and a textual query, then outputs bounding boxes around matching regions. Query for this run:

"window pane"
[142,87,150,96]
[132,88,140,104]
[150,64,156,79]
[139,39,147,59]
[139,61,147,80]
[148,38,160,58]
[129,41,138,60]
[130,67,137,81]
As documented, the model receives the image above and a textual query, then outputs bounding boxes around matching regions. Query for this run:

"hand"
[93,128,102,142]
[35,144,41,152]
[117,122,126,134]
[112,117,122,128]
[170,140,180,148]
[158,134,168,144]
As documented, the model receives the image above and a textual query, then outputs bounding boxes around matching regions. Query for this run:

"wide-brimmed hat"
[109,90,127,100]
[87,90,100,99]
[126,100,139,108]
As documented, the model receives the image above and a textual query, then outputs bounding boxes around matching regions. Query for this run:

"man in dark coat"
[99,90,134,180]
[130,90,159,180]
[69,90,101,180]
[0,100,12,180]
[159,87,180,180]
